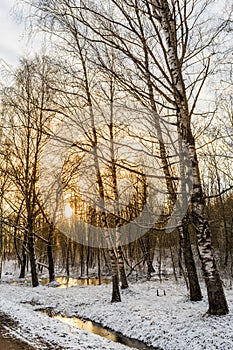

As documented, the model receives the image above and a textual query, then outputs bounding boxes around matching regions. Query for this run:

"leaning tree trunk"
[154,0,228,315]
[179,98,228,314]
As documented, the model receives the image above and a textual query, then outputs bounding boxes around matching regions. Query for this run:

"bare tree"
[25,0,232,313]
[1,56,57,286]
[25,0,203,301]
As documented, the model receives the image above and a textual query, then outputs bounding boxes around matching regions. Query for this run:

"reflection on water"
[52,314,159,350]
[41,276,111,288]
[55,315,118,342]
[9,280,29,286]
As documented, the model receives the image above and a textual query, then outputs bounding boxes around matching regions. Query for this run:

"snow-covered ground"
[0,263,233,350]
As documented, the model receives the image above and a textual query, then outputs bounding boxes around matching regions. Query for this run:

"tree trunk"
[86,245,90,278]
[28,229,38,287]
[66,239,71,277]
[230,217,233,279]
[146,259,155,281]
[140,235,155,280]
[179,224,202,301]
[47,225,55,283]
[80,244,84,277]
[0,226,2,280]
[146,233,156,275]
[117,246,128,289]
[154,0,228,315]
[185,125,228,313]
[19,240,27,279]
[169,244,178,282]
[110,249,121,302]
[194,214,228,315]
[97,248,101,283]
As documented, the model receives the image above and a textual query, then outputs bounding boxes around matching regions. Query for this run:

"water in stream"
[9,276,111,288]
[40,276,112,288]
[42,309,161,350]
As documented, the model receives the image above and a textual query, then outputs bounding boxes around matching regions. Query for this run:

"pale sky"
[0,0,45,73]
[0,0,27,68]
[0,0,228,70]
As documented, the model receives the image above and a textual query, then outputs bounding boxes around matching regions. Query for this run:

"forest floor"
[0,262,233,350]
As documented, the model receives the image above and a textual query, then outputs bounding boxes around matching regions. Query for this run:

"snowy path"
[0,312,36,350]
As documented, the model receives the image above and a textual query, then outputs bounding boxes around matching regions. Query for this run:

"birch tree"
[25,0,203,301]
[25,0,231,313]
[87,0,229,315]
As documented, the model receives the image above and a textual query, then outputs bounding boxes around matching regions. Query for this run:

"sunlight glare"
[65,204,73,218]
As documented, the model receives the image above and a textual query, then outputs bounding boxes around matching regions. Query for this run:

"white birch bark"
[153,0,228,315]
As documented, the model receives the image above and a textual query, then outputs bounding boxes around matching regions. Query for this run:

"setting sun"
[64,204,73,218]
